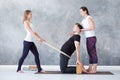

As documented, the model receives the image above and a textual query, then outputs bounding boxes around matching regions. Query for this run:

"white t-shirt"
[81,15,95,38]
[24,23,34,42]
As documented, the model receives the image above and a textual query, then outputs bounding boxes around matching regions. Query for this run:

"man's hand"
[76,60,82,65]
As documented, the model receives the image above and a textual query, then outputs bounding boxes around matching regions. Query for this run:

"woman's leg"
[86,37,98,73]
[91,37,98,73]
[30,43,42,72]
[92,64,97,73]
[17,41,30,72]
[86,38,93,72]
[87,64,93,72]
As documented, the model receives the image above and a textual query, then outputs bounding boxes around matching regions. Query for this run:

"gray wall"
[0,0,120,65]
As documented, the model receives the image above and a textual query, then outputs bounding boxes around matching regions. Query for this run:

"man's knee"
[60,67,66,73]
[60,69,66,73]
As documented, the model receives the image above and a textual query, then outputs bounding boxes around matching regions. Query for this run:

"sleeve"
[74,35,80,42]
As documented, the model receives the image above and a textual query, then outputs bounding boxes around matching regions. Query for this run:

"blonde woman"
[17,10,45,73]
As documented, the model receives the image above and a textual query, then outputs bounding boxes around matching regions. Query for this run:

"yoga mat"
[36,71,114,75]
[23,67,113,75]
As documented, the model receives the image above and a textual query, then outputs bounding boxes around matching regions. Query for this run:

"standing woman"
[17,10,45,73]
[80,6,98,73]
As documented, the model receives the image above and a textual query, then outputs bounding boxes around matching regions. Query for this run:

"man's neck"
[73,32,80,35]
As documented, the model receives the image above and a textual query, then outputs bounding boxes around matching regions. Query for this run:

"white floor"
[0,65,120,80]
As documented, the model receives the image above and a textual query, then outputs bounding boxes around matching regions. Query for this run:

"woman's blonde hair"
[23,10,31,23]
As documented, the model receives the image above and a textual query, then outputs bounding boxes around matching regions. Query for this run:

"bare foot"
[88,70,96,74]
[81,64,89,74]
[17,70,24,73]
[87,64,93,72]
[88,66,97,74]
[35,70,46,74]
[40,70,46,73]
[82,67,90,74]
[82,69,89,74]
[86,68,90,72]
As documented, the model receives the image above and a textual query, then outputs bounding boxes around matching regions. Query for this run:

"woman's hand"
[38,38,45,43]
[81,29,85,32]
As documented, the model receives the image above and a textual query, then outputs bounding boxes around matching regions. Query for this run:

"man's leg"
[60,54,76,73]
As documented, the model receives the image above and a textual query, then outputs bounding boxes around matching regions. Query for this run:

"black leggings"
[17,41,42,72]
[60,54,76,73]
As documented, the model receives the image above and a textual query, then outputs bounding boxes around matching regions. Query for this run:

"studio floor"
[0,65,120,80]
